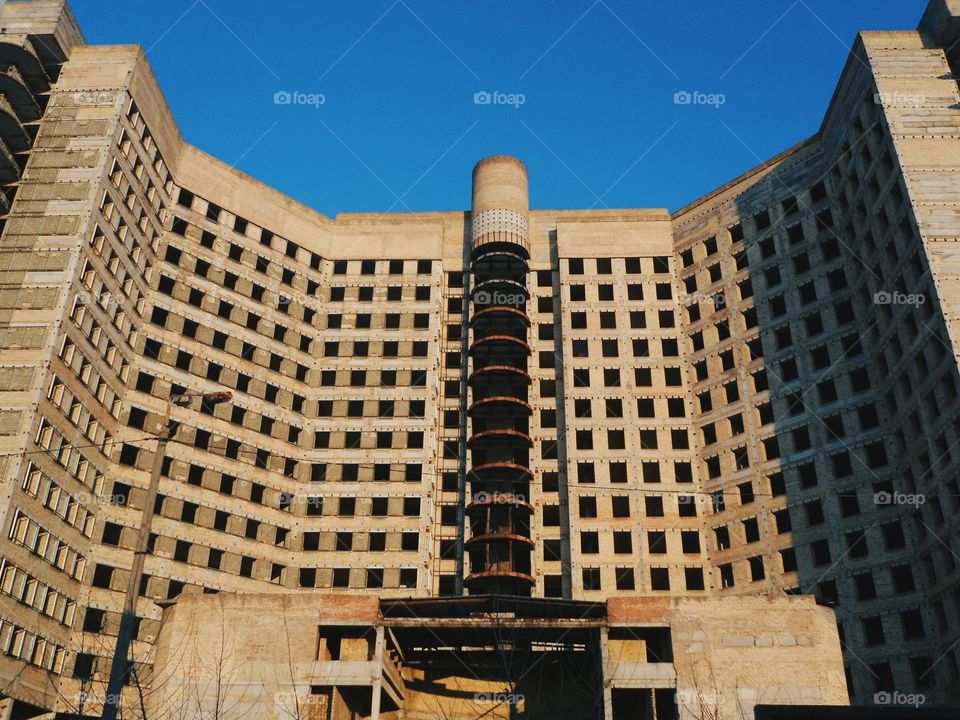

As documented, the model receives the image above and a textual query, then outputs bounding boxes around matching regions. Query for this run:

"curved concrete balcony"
[467,428,533,449]
[470,383,529,405]
[467,461,532,482]
[465,532,535,549]
[465,496,534,515]
[0,38,51,95]
[470,305,530,329]
[0,96,32,153]
[467,395,532,417]
[0,66,41,122]
[470,248,528,278]
[468,334,530,358]
[0,137,20,184]
[468,364,531,386]
[463,569,536,594]
[471,324,527,343]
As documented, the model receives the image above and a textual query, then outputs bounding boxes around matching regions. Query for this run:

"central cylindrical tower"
[465,156,534,596]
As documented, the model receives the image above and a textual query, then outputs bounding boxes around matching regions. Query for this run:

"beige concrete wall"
[143,593,846,720]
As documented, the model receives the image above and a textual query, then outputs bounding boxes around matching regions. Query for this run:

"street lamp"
[102,390,232,720]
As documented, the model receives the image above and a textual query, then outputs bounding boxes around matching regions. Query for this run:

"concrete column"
[599,626,613,720]
[370,624,385,720]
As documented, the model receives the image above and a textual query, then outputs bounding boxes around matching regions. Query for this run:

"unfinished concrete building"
[143,592,846,720]
[0,0,957,716]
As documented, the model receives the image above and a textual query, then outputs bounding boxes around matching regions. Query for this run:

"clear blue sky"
[69,0,928,216]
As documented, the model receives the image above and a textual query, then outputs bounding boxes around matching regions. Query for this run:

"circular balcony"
[468,334,530,359]
[468,396,532,418]
[465,496,534,515]
[470,249,528,278]
[471,383,529,404]
[0,40,50,95]
[470,306,530,329]
[465,532,534,549]
[463,570,536,595]
[0,98,31,154]
[468,365,531,386]
[0,67,40,123]
[467,428,533,450]
[465,533,535,586]
[0,139,19,184]
[467,461,531,482]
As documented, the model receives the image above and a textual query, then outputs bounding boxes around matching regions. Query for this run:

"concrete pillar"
[599,626,613,720]
[370,624,385,720]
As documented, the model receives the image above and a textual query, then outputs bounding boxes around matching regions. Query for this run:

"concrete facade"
[0,0,956,716]
[143,592,847,720]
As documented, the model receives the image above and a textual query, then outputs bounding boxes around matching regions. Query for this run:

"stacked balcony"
[0,31,61,218]
[465,208,534,596]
